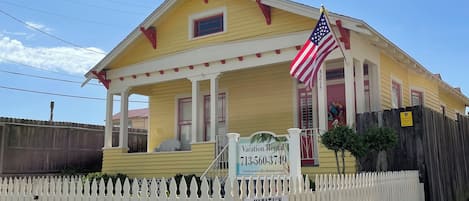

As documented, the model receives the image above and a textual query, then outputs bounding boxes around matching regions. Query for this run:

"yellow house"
[84,0,469,178]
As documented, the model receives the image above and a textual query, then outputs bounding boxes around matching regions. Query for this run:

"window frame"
[410,88,424,106]
[188,7,227,40]
[391,79,402,108]
[176,97,193,143]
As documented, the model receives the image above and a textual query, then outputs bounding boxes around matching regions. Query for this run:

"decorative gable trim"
[140,26,157,49]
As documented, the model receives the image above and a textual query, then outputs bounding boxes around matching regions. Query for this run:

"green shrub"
[321,125,365,174]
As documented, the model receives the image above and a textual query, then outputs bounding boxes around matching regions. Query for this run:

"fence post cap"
[287,128,301,135]
[227,133,240,139]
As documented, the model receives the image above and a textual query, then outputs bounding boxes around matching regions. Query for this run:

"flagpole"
[321,5,347,60]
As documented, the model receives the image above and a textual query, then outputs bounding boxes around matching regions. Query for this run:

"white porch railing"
[300,128,323,166]
[0,171,424,201]
[200,135,229,181]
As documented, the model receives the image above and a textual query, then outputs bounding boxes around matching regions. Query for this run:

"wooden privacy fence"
[0,117,147,175]
[0,171,423,201]
[356,106,469,201]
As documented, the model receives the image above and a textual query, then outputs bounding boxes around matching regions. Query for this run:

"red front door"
[327,83,346,128]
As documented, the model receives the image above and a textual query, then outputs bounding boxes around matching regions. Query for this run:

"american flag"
[290,11,338,88]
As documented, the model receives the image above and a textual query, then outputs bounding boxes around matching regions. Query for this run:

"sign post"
[227,132,240,181]
[287,128,302,179]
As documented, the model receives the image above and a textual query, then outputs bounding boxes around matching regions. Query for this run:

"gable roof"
[83,0,469,106]
[83,0,367,80]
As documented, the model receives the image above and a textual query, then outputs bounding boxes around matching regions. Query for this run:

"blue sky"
[0,0,468,125]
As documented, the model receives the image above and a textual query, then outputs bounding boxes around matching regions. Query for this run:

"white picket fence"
[0,171,423,201]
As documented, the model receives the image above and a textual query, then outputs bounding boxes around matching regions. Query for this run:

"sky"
[0,0,468,125]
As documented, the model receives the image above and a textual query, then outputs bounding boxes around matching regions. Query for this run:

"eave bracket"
[336,20,351,50]
[256,0,271,25]
[140,26,157,49]
[91,70,110,89]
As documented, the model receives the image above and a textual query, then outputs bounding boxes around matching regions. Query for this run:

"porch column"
[191,79,200,143]
[355,60,366,113]
[119,88,129,149]
[344,52,356,127]
[317,65,328,131]
[369,63,381,111]
[209,73,220,142]
[104,91,114,148]
[311,82,319,128]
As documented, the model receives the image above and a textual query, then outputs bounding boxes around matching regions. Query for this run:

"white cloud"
[0,36,105,74]
[25,21,53,33]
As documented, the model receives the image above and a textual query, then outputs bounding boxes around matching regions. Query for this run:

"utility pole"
[49,101,54,122]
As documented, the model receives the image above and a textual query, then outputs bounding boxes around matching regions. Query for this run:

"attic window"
[194,14,223,37]
[189,7,227,39]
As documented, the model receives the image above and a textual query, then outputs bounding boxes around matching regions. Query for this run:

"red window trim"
[392,81,402,108]
[177,97,192,141]
[411,90,423,106]
[194,14,224,38]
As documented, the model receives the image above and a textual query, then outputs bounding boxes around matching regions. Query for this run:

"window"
[203,93,226,141]
[411,90,423,106]
[297,87,313,129]
[326,69,344,80]
[177,97,192,150]
[391,80,402,108]
[189,7,226,39]
[194,14,223,37]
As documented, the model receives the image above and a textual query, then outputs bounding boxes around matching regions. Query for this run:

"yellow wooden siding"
[109,0,314,69]
[221,63,294,136]
[147,79,192,151]
[439,88,466,119]
[407,70,440,111]
[102,143,215,178]
[380,53,410,109]
[380,53,466,118]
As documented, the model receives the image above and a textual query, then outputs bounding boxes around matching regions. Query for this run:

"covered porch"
[100,30,381,178]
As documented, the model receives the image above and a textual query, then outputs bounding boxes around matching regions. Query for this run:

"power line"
[0,85,148,103]
[0,1,126,28]
[64,0,147,16]
[0,57,94,80]
[104,0,153,9]
[0,69,102,86]
[0,8,105,55]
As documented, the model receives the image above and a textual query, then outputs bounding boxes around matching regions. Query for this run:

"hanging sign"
[237,132,290,177]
